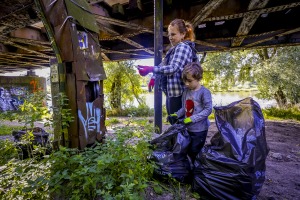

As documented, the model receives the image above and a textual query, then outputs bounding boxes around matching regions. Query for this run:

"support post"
[154,0,163,133]
[36,0,106,149]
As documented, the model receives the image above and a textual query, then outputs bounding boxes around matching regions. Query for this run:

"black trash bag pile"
[150,123,192,183]
[12,127,51,159]
[193,97,270,200]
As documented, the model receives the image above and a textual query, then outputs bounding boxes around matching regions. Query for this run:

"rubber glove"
[170,113,178,117]
[183,117,192,124]
[167,113,178,124]
[148,77,155,92]
[137,65,154,76]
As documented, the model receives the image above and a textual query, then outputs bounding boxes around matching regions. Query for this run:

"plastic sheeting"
[193,97,269,200]
[150,124,192,183]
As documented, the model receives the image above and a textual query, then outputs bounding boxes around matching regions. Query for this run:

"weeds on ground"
[262,106,300,121]
[0,140,18,165]
[0,124,23,136]
[48,126,155,199]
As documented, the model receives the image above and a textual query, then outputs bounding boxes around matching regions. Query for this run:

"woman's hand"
[137,65,154,76]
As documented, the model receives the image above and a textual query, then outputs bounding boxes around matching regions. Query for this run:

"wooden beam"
[101,49,144,56]
[97,22,154,55]
[2,41,50,57]
[0,57,47,67]
[6,36,51,47]
[95,15,153,33]
[101,52,110,61]
[231,0,270,47]
[0,52,50,63]
[191,0,225,27]
[203,2,300,22]
[194,39,228,50]
[245,27,300,47]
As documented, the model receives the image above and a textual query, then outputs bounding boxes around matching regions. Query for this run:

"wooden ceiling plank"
[204,2,300,22]
[245,27,300,47]
[0,52,50,61]
[0,57,46,68]
[232,0,270,47]
[6,36,51,47]
[2,41,50,57]
[194,39,228,49]
[102,49,143,56]
[98,23,154,54]
[95,15,153,33]
[101,52,110,61]
[191,0,226,27]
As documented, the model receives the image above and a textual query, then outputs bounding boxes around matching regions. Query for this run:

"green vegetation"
[48,126,154,200]
[106,104,154,117]
[202,46,300,108]
[0,124,23,136]
[0,140,18,165]
[263,106,300,121]
[104,61,146,110]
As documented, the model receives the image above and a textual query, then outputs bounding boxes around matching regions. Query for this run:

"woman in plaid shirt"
[138,18,198,124]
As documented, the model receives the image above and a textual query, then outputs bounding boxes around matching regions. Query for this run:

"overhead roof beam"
[97,22,154,55]
[231,0,270,47]
[1,40,50,57]
[191,0,225,28]
[203,2,300,22]
[95,15,153,33]
[245,27,300,47]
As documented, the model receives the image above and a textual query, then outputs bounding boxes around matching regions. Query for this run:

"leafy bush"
[0,124,23,136]
[0,158,50,200]
[48,126,155,199]
[262,106,300,121]
[0,125,155,200]
[0,140,18,165]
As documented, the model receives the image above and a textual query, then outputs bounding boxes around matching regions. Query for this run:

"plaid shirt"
[154,41,195,97]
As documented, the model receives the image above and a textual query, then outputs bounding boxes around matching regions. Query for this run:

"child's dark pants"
[188,130,208,162]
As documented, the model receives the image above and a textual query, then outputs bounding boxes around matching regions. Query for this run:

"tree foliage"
[103,61,146,109]
[202,52,237,91]
[201,46,300,107]
[254,47,300,107]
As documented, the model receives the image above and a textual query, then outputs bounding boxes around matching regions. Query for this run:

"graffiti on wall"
[0,87,27,111]
[0,77,45,112]
[78,102,101,140]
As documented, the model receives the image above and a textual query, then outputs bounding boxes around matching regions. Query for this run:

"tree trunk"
[274,87,287,108]
[110,76,122,109]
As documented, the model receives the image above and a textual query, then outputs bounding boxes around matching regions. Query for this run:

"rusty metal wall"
[40,0,106,149]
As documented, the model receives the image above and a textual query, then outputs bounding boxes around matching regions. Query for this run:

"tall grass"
[262,106,300,121]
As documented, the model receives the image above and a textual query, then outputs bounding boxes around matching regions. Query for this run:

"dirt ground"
[204,120,300,200]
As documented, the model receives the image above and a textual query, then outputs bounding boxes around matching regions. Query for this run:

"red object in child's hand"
[148,78,155,92]
[137,65,154,76]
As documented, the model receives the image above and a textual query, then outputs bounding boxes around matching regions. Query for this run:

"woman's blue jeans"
[166,95,182,124]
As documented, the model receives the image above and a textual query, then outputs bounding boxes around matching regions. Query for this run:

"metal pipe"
[154,0,163,133]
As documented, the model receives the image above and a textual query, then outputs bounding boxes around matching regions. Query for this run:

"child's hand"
[167,113,178,123]
[183,117,192,124]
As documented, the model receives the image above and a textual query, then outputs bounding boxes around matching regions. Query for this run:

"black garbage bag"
[193,97,269,200]
[150,123,192,183]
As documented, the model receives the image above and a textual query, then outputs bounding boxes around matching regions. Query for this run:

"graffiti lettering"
[30,80,42,93]
[0,87,25,111]
[78,102,101,140]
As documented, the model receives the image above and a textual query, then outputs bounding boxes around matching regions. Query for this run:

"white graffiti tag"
[78,102,101,140]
